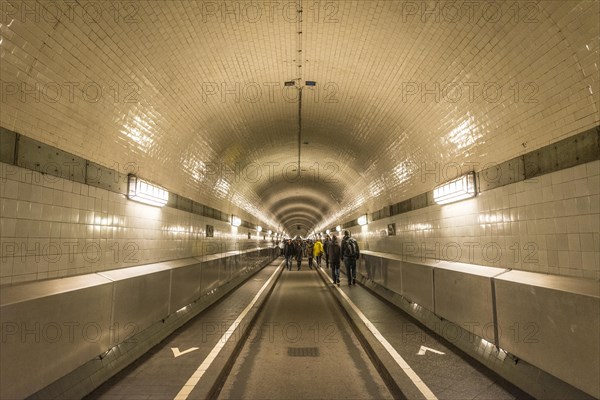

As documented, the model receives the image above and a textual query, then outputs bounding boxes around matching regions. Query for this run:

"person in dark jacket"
[294,238,304,271]
[341,230,360,285]
[328,235,341,286]
[283,239,294,271]
[323,235,331,269]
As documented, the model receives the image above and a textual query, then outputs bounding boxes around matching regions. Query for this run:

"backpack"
[345,238,358,257]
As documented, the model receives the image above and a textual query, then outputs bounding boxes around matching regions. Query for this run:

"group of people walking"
[281,237,323,271]
[279,230,360,287]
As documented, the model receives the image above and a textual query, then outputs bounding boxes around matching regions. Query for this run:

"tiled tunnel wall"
[0,159,274,285]
[356,159,600,280]
[1,130,599,285]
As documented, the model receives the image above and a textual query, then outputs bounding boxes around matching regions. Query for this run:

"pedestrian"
[295,238,303,271]
[313,237,324,268]
[284,238,294,271]
[328,235,341,286]
[307,240,315,269]
[341,230,360,285]
[323,235,331,269]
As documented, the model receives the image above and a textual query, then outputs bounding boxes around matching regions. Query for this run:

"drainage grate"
[287,347,320,357]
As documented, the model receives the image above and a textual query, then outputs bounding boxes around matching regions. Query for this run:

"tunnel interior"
[0,1,599,399]
[1,1,597,239]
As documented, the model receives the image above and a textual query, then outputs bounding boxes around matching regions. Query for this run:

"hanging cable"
[296,0,303,175]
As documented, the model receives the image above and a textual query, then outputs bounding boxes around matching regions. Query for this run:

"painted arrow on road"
[417,345,445,356]
[171,347,199,358]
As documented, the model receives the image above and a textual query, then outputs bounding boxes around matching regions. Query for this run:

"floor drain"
[287,347,320,357]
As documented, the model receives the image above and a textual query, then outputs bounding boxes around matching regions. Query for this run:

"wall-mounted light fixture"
[357,214,368,226]
[326,229,331,235]
[231,216,241,227]
[335,225,341,232]
[433,172,477,205]
[127,175,169,207]
[267,230,272,235]
[257,226,262,232]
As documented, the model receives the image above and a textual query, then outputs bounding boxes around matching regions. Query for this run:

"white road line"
[319,267,438,400]
[174,262,283,400]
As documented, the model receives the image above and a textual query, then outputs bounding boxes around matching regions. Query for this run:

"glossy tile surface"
[1,1,598,233]
[0,1,599,283]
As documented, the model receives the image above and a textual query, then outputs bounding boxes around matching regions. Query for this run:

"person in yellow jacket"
[313,238,324,268]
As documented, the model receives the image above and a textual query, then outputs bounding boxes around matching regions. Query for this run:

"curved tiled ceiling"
[0,1,598,236]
